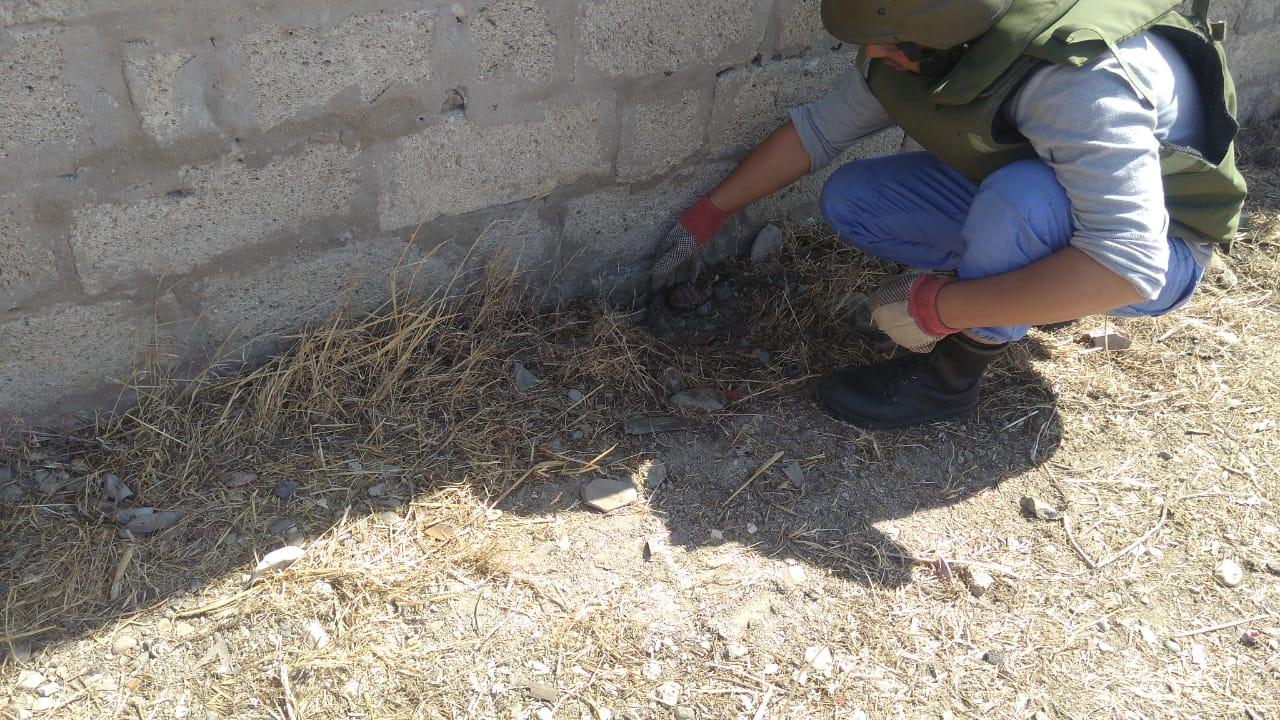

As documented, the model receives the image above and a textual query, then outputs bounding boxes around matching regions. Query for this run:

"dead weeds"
[1,177,1279,719]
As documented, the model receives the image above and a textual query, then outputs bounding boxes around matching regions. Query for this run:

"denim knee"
[958,160,1074,280]
[819,162,883,255]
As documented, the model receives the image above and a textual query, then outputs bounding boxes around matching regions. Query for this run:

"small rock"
[724,643,748,659]
[342,679,361,698]
[709,529,724,541]
[528,682,558,702]
[16,670,45,691]
[1190,643,1207,665]
[745,523,758,535]
[1086,329,1132,351]
[252,545,306,578]
[1097,641,1116,653]
[713,284,733,302]
[638,459,667,492]
[1214,558,1244,587]
[787,565,806,584]
[1138,625,1157,644]
[376,511,401,526]
[750,224,784,263]
[670,387,727,413]
[780,462,804,488]
[1157,451,1173,461]
[1095,618,1111,632]
[659,367,682,393]
[1266,560,1280,576]
[673,707,696,720]
[224,471,256,487]
[367,482,387,498]
[449,3,467,21]
[654,681,682,707]
[514,361,540,391]
[804,646,833,674]
[103,474,133,502]
[425,523,459,541]
[1240,629,1262,647]
[0,465,11,483]
[269,518,299,536]
[34,682,59,698]
[273,480,298,499]
[112,635,139,655]
[31,697,58,713]
[752,348,771,365]
[0,484,23,503]
[963,567,996,597]
[114,507,182,535]
[567,388,585,403]
[535,708,555,720]
[1019,496,1061,521]
[581,478,638,512]
[981,650,1004,666]
[1164,639,1181,652]
[305,622,330,650]
[694,303,711,317]
[174,621,197,639]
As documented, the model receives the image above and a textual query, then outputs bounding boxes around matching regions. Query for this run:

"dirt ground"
[2,164,1279,720]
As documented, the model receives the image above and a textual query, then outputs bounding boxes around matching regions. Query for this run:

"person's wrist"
[908,274,959,337]
[678,195,732,246]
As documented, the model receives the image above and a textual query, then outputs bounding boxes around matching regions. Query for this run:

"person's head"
[821,0,1013,74]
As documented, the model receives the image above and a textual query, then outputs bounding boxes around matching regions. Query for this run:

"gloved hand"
[651,195,731,291]
[868,273,960,352]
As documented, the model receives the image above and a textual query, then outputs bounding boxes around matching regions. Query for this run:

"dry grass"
[2,172,1279,720]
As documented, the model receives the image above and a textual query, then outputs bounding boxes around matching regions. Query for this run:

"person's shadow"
[498,333,1061,589]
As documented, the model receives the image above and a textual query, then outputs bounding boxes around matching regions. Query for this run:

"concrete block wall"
[0,0,1275,428]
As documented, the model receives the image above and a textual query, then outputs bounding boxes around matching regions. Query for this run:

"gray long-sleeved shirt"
[789,31,1215,300]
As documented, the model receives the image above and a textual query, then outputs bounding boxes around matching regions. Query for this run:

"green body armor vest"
[858,0,1248,249]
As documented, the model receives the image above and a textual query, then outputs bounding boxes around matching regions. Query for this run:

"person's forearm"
[936,246,1145,330]
[706,121,812,213]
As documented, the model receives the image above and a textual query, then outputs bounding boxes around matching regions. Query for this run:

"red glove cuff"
[678,196,731,246]
[907,274,959,338]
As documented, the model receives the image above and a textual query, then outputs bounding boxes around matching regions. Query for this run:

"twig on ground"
[1169,614,1276,639]
[724,451,784,506]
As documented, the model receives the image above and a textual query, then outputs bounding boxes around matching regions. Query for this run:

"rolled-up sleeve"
[1008,58,1172,300]
[789,67,894,173]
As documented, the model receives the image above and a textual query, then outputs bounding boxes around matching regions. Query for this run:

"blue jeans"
[819,153,1204,343]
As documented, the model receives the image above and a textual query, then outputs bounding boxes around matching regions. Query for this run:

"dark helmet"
[820,0,1013,49]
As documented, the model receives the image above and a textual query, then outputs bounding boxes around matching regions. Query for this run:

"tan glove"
[868,273,960,353]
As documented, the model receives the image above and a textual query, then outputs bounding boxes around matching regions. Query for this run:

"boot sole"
[816,391,974,430]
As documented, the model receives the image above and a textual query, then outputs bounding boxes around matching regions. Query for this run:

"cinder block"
[0,300,172,421]
[1218,0,1280,123]
[0,208,58,306]
[0,0,84,25]
[473,0,557,84]
[709,50,854,157]
[560,163,732,289]
[192,240,419,358]
[579,0,765,77]
[473,207,561,277]
[778,0,837,55]
[378,100,609,231]
[0,28,87,162]
[618,89,706,182]
[123,46,217,144]
[238,9,435,128]
[70,143,361,294]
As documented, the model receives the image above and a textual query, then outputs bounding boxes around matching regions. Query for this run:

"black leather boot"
[818,334,1007,429]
